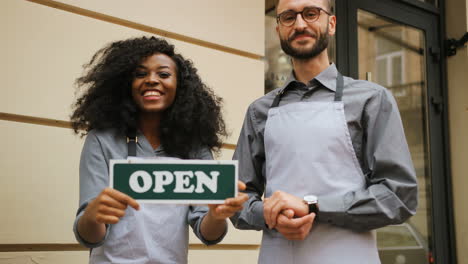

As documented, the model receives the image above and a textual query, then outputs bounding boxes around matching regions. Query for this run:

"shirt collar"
[278,63,339,93]
[314,63,339,92]
[278,73,302,93]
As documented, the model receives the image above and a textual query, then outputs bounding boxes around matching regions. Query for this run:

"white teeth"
[143,90,161,96]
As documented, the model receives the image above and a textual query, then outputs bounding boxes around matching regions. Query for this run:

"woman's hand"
[207,181,249,220]
[200,181,249,241]
[77,188,140,243]
[84,187,140,225]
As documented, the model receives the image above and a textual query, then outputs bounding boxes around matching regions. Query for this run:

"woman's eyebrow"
[136,65,172,70]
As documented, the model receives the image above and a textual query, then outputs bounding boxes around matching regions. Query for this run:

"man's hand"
[208,181,249,220]
[275,209,315,240]
[84,187,140,225]
[263,191,308,229]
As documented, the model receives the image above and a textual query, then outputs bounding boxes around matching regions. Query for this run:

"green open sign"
[110,159,238,204]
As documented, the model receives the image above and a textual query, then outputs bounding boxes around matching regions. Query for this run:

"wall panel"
[189,249,259,263]
[446,0,468,263]
[0,121,83,243]
[1,0,264,260]
[54,0,264,55]
[1,0,262,144]
[0,251,89,264]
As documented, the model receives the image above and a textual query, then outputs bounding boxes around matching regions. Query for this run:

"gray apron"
[260,73,380,264]
[89,135,191,264]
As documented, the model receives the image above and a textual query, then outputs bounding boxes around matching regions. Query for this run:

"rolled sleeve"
[73,204,110,248]
[73,131,111,247]
[189,205,227,245]
[230,105,268,231]
[189,146,227,245]
[232,194,266,231]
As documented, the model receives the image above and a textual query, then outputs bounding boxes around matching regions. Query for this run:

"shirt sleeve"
[188,146,227,245]
[230,105,268,231]
[73,131,111,248]
[317,87,418,232]
[189,205,227,245]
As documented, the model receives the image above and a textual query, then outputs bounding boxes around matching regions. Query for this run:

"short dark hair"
[70,36,227,158]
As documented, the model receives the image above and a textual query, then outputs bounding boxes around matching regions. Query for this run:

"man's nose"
[294,13,308,30]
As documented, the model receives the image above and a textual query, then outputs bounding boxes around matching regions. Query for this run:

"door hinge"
[446,32,468,57]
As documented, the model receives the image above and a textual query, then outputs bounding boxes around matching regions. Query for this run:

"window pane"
[376,30,403,55]
[358,9,432,264]
[392,56,403,86]
[376,58,388,86]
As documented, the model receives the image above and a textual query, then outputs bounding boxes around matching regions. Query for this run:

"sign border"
[109,159,238,204]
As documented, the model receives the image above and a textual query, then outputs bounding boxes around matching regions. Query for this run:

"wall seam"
[0,112,236,149]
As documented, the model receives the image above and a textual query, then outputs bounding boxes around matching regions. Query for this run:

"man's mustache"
[288,30,317,41]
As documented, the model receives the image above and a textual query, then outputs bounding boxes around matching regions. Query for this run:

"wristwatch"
[303,195,319,214]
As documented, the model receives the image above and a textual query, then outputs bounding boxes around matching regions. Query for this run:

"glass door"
[264,0,454,262]
[336,0,455,263]
[358,10,431,263]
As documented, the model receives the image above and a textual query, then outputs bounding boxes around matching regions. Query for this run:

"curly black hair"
[71,36,227,158]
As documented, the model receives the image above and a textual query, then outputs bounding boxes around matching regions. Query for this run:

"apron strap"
[271,72,345,107]
[270,89,284,108]
[127,129,138,157]
[334,73,344,102]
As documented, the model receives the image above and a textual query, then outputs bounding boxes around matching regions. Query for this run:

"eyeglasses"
[276,6,332,27]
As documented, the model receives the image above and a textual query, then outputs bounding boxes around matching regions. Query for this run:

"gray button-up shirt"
[231,64,418,232]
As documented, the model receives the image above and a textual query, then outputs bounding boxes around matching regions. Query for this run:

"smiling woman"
[70,36,227,158]
[131,53,178,116]
[69,36,248,264]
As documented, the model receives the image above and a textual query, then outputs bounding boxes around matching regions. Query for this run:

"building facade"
[1,0,466,263]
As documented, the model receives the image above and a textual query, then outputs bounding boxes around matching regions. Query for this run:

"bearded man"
[231,0,418,263]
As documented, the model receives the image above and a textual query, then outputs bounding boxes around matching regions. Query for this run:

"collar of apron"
[271,72,344,108]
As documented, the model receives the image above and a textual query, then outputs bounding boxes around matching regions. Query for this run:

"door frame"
[335,0,456,263]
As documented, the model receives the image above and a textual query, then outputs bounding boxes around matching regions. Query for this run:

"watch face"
[309,203,319,214]
[304,195,318,204]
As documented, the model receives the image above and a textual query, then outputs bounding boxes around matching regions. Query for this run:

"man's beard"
[280,27,329,60]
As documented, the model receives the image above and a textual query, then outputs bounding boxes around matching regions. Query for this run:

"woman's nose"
[145,72,159,84]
